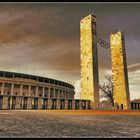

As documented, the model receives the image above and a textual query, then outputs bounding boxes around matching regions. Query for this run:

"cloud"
[0,3,139,100]
[74,80,81,99]
[128,63,140,72]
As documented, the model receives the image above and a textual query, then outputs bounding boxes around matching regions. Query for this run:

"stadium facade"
[0,71,90,110]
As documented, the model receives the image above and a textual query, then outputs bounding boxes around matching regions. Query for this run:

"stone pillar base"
[65,99,68,110]
[2,96,8,109]
[79,100,82,110]
[38,98,43,109]
[15,97,21,109]
[27,97,32,110]
[72,100,75,110]
[47,99,52,109]
[57,99,60,110]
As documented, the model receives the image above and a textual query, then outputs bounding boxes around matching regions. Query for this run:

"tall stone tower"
[80,13,99,109]
[110,31,130,110]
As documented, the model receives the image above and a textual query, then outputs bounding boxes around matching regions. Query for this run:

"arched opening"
[43,99,48,109]
[68,100,72,109]
[52,99,57,110]
[60,99,65,110]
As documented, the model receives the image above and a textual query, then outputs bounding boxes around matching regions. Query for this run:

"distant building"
[131,99,140,110]
[100,99,140,110]
[0,71,90,110]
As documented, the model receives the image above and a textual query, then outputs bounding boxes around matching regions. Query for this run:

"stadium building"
[0,71,90,110]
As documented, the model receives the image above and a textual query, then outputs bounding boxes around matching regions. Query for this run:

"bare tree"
[99,75,114,107]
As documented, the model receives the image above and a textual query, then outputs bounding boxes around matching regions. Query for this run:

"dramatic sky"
[0,3,139,100]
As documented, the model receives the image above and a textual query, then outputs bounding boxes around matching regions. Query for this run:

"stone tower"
[80,13,99,109]
[110,31,130,110]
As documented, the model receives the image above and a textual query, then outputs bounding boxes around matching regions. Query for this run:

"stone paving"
[0,110,140,138]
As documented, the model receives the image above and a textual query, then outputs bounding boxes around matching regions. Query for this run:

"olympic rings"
[98,38,110,49]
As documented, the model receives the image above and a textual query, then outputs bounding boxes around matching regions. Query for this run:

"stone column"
[11,83,14,95]
[1,82,4,95]
[35,86,38,97]
[15,97,21,109]
[27,97,32,109]
[2,96,8,109]
[72,99,75,110]
[85,101,89,109]
[85,100,88,109]
[31,98,34,109]
[59,90,61,99]
[79,100,82,110]
[57,89,60,99]
[19,97,23,109]
[56,99,60,110]
[53,88,55,98]
[20,84,23,96]
[47,99,52,109]
[136,103,139,110]
[48,87,50,98]
[10,97,13,109]
[42,86,45,98]
[63,91,65,99]
[28,85,31,97]
[38,98,43,109]
[65,99,68,110]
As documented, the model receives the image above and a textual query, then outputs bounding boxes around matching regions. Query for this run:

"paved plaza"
[0,110,140,138]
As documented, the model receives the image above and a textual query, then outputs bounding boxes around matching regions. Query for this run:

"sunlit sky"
[0,3,139,100]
